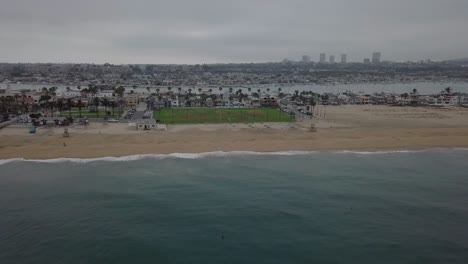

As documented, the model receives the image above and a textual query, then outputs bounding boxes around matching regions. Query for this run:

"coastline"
[2,105,468,160]
[2,148,468,165]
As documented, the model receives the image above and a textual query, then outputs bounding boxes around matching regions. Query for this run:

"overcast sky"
[0,0,467,64]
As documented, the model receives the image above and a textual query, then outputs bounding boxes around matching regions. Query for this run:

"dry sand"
[2,105,468,159]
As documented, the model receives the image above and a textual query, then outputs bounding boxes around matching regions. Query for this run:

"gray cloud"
[0,0,467,63]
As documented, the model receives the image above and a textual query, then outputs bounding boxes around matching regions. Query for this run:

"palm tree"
[78,99,83,118]
[101,98,109,115]
[57,99,64,116]
[110,101,116,116]
[267,88,270,93]
[178,87,182,95]
[248,87,252,93]
[49,100,57,118]
[93,97,100,117]
[198,88,202,94]
[445,87,452,94]
[219,87,223,94]
[208,88,212,94]
[188,88,192,95]
[67,99,73,118]
[39,95,51,115]
[278,87,282,93]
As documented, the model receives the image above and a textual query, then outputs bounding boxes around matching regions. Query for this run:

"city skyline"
[0,0,467,64]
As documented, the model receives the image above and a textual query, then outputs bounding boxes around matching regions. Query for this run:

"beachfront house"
[460,95,468,106]
[427,95,459,106]
[354,95,371,105]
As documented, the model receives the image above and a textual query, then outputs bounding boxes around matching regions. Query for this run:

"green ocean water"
[1,150,468,264]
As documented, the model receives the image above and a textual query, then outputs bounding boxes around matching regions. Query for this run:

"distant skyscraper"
[302,55,311,63]
[329,55,335,63]
[372,52,381,64]
[320,53,326,63]
[363,58,371,64]
[341,54,347,64]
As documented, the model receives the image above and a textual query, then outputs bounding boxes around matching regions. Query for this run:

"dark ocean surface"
[1,149,468,263]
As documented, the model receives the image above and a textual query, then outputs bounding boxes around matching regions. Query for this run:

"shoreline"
[2,105,468,160]
[2,147,468,164]
[2,126,468,160]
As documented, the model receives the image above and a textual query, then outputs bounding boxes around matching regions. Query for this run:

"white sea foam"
[0,148,467,165]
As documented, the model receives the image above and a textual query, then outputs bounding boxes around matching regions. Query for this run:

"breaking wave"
[1,148,467,165]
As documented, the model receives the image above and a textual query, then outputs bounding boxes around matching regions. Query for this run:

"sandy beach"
[1,105,468,159]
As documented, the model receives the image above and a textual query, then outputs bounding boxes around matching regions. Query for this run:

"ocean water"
[1,149,468,264]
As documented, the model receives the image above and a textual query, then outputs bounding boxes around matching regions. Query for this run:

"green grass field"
[60,109,119,118]
[154,108,293,124]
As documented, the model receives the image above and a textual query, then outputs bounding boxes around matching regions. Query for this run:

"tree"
[93,97,100,117]
[445,87,452,94]
[67,99,73,118]
[178,87,182,94]
[146,87,150,93]
[39,95,51,114]
[110,101,116,116]
[156,88,160,95]
[57,99,64,116]
[78,99,83,118]
[115,86,125,97]
[101,98,109,114]
[198,88,202,94]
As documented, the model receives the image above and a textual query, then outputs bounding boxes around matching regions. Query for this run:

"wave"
[0,151,315,165]
[1,148,467,165]
[336,147,468,155]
